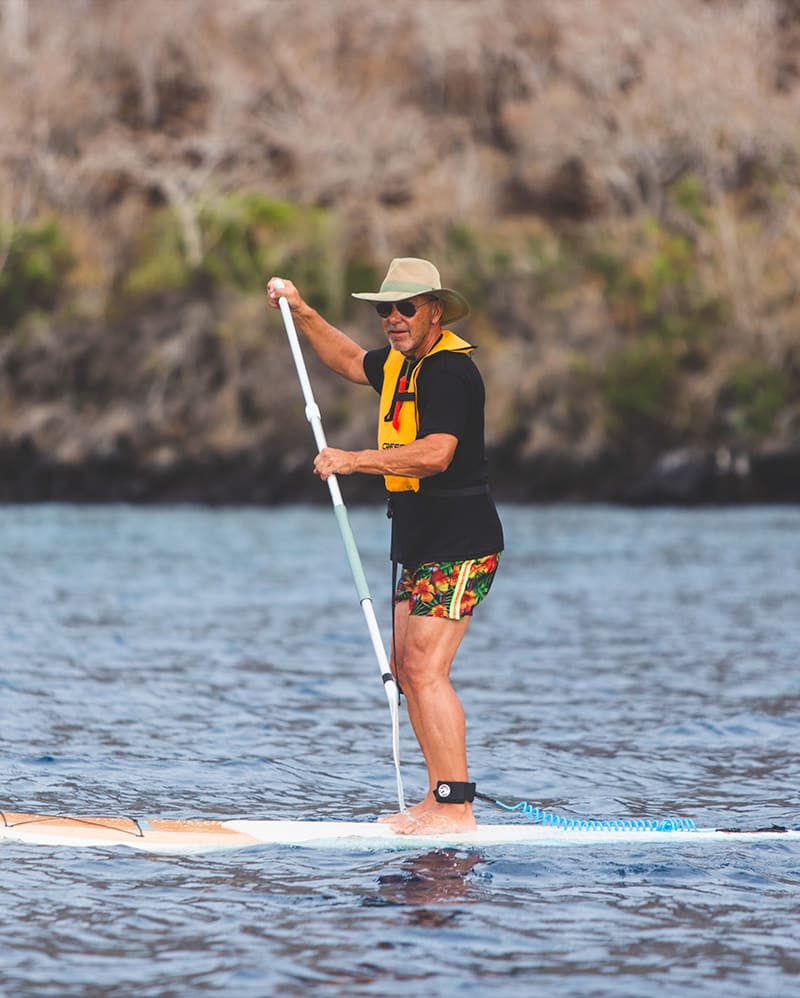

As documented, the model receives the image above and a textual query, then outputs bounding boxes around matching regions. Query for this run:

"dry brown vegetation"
[1,0,799,501]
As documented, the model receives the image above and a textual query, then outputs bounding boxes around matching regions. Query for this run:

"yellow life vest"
[377,330,475,492]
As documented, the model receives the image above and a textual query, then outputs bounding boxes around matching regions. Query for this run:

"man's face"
[379,295,442,360]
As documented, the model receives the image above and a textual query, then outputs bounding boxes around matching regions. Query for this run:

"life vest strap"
[378,331,475,492]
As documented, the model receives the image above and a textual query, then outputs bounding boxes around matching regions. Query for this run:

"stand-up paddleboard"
[2,811,797,854]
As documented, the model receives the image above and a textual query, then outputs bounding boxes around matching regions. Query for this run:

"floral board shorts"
[395,552,501,620]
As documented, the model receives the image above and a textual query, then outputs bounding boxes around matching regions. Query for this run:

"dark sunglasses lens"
[375,300,418,318]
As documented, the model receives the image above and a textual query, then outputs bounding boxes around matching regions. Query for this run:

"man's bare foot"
[378,793,436,829]
[395,803,477,836]
[377,811,414,832]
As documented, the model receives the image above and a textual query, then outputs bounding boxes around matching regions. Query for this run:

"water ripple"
[2,504,799,997]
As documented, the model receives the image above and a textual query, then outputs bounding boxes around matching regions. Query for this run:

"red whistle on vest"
[392,375,407,431]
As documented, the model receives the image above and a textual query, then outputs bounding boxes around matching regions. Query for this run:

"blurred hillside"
[1,0,798,503]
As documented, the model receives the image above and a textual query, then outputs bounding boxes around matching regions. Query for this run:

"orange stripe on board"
[0,811,261,849]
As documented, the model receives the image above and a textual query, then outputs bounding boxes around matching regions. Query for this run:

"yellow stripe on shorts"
[448,559,475,619]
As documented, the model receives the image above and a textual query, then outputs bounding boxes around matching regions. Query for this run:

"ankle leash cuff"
[434,781,476,804]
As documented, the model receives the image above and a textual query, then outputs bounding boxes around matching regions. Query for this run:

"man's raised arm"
[266,277,368,385]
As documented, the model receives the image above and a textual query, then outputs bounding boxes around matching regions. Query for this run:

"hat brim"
[352,288,470,325]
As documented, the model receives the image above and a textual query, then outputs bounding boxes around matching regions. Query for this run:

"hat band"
[380,280,437,295]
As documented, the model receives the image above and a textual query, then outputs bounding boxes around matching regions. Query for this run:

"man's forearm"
[314,434,458,481]
[292,302,368,385]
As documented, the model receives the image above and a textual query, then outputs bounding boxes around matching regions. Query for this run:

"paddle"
[273,280,407,812]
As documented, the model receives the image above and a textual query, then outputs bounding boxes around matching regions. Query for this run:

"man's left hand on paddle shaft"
[314,447,358,481]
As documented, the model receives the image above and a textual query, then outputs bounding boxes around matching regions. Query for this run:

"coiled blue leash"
[475,793,697,832]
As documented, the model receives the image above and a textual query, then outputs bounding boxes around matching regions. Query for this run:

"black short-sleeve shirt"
[364,344,504,567]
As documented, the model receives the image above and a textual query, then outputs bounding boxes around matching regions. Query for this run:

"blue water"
[2,503,799,997]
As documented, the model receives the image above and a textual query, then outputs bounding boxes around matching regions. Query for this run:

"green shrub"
[525,230,580,296]
[0,220,73,328]
[442,224,491,305]
[122,193,341,313]
[344,259,381,311]
[602,336,678,435]
[121,209,190,300]
[669,173,710,226]
[199,193,303,290]
[439,222,582,326]
[586,218,723,361]
[589,224,693,322]
[720,363,790,438]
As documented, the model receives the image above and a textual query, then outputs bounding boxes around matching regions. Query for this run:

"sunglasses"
[375,297,434,319]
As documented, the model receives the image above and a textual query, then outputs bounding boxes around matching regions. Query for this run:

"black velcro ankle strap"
[434,781,476,804]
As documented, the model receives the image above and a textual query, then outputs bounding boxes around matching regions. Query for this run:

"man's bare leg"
[379,605,476,835]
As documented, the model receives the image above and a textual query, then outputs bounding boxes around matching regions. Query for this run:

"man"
[266,258,503,835]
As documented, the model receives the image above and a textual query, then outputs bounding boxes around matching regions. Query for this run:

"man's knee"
[396,651,452,697]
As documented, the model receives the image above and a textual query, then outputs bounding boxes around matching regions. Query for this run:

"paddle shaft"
[274,282,406,812]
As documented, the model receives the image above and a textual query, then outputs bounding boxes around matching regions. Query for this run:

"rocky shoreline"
[2,1,799,512]
[2,439,797,507]
[1,293,797,509]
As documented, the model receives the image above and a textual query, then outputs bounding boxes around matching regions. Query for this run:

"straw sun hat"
[352,258,470,325]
